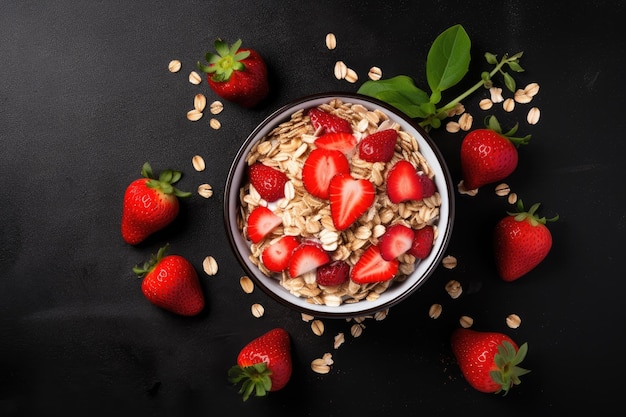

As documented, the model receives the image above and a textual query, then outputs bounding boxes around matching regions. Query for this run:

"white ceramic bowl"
[224,92,454,318]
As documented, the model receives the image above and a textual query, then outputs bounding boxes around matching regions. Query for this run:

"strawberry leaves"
[358,24,525,130]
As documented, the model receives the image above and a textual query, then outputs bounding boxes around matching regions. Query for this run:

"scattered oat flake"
[189,71,201,84]
[445,280,462,299]
[187,109,203,122]
[210,100,224,114]
[311,358,331,374]
[194,94,207,112]
[442,255,457,269]
[325,33,337,50]
[527,107,540,125]
[168,60,181,73]
[495,183,511,197]
[506,313,522,329]
[197,183,213,198]
[301,313,314,322]
[311,319,324,336]
[202,255,218,276]
[350,323,364,338]
[192,155,205,172]
[210,118,221,129]
[429,303,442,319]
[251,303,264,318]
[345,67,358,83]
[334,333,345,349]
[239,276,254,293]
[368,66,382,80]
[459,315,473,328]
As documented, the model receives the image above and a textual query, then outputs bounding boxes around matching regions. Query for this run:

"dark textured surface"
[1,1,624,415]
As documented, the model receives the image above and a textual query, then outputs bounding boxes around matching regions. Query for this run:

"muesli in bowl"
[224,93,454,318]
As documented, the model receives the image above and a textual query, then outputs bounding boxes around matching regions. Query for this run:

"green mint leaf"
[426,24,471,94]
[357,76,430,118]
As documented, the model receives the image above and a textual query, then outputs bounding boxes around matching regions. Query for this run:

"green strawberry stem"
[197,39,251,82]
[228,363,273,401]
[483,115,531,147]
[132,244,169,277]
[141,162,192,198]
[420,52,523,129]
[491,341,531,395]
[508,200,559,225]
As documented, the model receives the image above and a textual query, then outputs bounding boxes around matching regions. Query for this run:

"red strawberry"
[302,148,350,199]
[197,39,268,108]
[451,328,530,395]
[316,260,350,287]
[350,245,399,284]
[358,129,398,162]
[314,132,357,155]
[386,160,423,204]
[408,225,435,259]
[419,173,437,198]
[121,162,192,245]
[261,235,300,273]
[329,173,376,231]
[308,108,352,134]
[228,328,292,401]
[132,245,204,316]
[248,162,289,202]
[288,241,330,278]
[378,224,415,261]
[246,206,282,243]
[494,200,558,281]
[460,116,531,190]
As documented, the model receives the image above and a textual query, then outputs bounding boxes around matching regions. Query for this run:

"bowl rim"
[223,91,455,319]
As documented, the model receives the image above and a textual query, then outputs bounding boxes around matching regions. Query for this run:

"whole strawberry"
[228,328,292,401]
[197,39,268,108]
[460,116,531,190]
[132,244,205,316]
[121,162,192,245]
[494,200,558,281]
[451,328,530,395]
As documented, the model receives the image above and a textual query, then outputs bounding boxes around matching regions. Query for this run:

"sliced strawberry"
[308,108,352,134]
[419,173,437,198]
[378,224,415,261]
[408,225,435,259]
[246,206,282,243]
[314,132,357,155]
[350,245,399,284]
[316,260,350,287]
[358,129,398,162]
[261,235,300,273]
[288,241,330,278]
[329,173,375,231]
[386,160,423,204]
[302,149,350,199]
[248,162,289,202]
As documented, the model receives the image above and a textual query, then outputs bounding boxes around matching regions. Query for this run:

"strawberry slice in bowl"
[224,93,454,318]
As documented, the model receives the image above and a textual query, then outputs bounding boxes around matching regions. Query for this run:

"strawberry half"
[302,148,350,199]
[314,132,357,155]
[308,108,352,134]
[358,129,398,162]
[197,39,269,108]
[386,160,423,204]
[248,162,289,202]
[350,245,399,284]
[246,206,282,243]
[288,241,330,278]
[378,224,415,261]
[408,225,435,259]
[316,260,350,287]
[261,235,300,273]
[329,173,376,231]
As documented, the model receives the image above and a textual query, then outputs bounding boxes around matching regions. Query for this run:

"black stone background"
[1,1,624,416]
